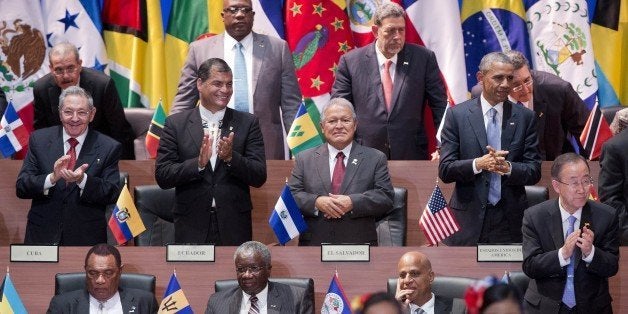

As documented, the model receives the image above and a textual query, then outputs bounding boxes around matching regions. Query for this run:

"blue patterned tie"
[562,215,577,308]
[234,42,249,113]
[486,108,501,205]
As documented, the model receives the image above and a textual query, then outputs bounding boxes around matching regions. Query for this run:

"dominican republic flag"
[0,101,29,158]
[269,184,307,245]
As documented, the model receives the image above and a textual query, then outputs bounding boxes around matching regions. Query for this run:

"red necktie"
[67,137,78,170]
[381,60,393,112]
[331,152,345,194]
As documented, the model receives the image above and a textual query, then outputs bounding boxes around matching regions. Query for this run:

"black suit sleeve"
[224,116,267,188]
[423,50,448,129]
[330,54,353,103]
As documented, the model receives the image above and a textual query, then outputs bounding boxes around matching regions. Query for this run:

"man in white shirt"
[522,153,619,313]
[47,244,157,313]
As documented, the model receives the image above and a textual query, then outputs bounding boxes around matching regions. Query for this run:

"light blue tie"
[562,215,577,308]
[487,108,501,205]
[233,42,249,113]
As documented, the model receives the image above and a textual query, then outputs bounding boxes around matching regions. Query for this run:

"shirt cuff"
[504,161,512,175]
[472,158,481,174]
[77,173,88,189]
[582,246,595,263]
[558,248,570,267]
[44,173,56,195]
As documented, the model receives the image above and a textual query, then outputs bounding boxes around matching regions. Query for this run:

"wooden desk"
[0,160,601,246]
[3,246,625,313]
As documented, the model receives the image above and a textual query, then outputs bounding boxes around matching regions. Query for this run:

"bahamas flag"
[145,99,166,159]
[158,273,192,314]
[108,182,146,244]
[286,101,324,156]
[269,184,308,245]
[0,273,27,314]
[461,0,531,91]
[322,273,351,314]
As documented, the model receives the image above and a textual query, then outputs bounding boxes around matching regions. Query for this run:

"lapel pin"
[539,112,544,118]
[509,122,515,126]
[96,158,101,164]
[229,126,234,131]
[403,61,409,65]
[352,159,358,165]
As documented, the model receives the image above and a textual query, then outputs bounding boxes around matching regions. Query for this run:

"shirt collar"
[558,200,582,222]
[480,95,503,118]
[62,127,89,145]
[327,143,352,159]
[242,284,269,307]
[225,32,254,52]
[199,105,226,126]
[374,40,398,67]
[410,293,435,312]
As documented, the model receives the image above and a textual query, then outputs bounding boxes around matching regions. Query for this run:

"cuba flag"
[108,182,146,244]
[269,184,307,245]
[322,273,351,314]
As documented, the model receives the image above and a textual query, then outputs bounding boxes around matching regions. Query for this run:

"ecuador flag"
[108,183,146,244]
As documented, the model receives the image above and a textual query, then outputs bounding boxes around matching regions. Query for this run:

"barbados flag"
[269,184,308,245]
[158,273,192,314]
[108,183,146,244]
[0,273,27,314]
[286,101,324,156]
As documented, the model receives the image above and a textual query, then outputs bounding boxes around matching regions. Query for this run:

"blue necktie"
[562,215,577,308]
[234,42,249,113]
[486,108,501,205]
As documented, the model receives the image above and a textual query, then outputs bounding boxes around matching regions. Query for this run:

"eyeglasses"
[61,110,92,119]
[512,79,533,93]
[223,6,254,15]
[53,65,78,76]
[324,118,354,126]
[236,265,266,274]
[86,269,118,279]
[555,177,594,189]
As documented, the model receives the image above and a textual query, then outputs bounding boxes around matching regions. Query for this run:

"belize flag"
[322,273,351,314]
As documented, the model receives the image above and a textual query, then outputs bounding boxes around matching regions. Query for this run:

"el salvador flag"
[269,184,307,245]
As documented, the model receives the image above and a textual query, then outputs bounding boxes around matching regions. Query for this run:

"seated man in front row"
[47,244,158,313]
[288,98,394,246]
[396,251,466,314]
[205,241,313,313]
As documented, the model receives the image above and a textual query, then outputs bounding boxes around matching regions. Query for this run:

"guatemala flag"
[322,273,351,314]
[269,184,307,245]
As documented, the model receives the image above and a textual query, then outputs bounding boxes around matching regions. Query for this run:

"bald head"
[398,251,432,271]
[396,252,434,307]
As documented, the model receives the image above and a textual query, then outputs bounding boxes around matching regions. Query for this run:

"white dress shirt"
[239,284,269,314]
[409,292,435,314]
[557,202,595,266]
[89,292,122,314]
[374,40,398,84]
[327,143,352,179]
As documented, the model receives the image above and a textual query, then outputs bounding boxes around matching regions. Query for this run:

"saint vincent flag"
[146,100,166,159]
[108,183,146,244]
[158,273,192,313]
[286,101,324,156]
[0,273,27,314]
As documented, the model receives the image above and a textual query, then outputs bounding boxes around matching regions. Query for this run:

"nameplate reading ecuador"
[166,244,215,262]
[321,244,370,262]
[477,244,523,262]
[10,244,59,262]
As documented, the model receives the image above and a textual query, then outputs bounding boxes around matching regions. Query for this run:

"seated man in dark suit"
[396,251,465,314]
[16,86,121,246]
[522,153,619,313]
[205,241,313,314]
[33,42,135,159]
[288,98,394,246]
[47,244,157,313]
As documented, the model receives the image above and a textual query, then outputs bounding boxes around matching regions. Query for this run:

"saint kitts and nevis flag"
[158,272,192,314]
[0,272,27,314]
[108,182,146,245]
[145,100,167,159]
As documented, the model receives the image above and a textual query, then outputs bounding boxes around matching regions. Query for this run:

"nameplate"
[321,244,370,262]
[10,244,59,262]
[166,244,215,262]
[477,244,523,262]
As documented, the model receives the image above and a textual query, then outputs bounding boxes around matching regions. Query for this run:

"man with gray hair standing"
[16,86,122,245]
[205,241,313,313]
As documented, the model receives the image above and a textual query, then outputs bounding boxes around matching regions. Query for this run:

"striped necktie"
[249,294,259,314]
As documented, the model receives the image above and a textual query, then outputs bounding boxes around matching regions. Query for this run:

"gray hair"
[373,2,405,26]
[478,52,513,74]
[610,108,628,135]
[234,241,271,266]
[59,86,94,111]
[49,42,80,64]
[504,50,529,70]
[320,98,357,122]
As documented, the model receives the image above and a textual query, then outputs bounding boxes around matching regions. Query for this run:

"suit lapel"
[76,129,97,169]
[549,200,565,250]
[267,282,282,313]
[366,45,387,117]
[468,99,488,152]
[230,290,243,313]
[390,46,410,116]
[251,32,265,98]
[119,288,139,313]
[186,109,204,154]
[341,143,362,194]
[315,145,332,194]
[501,101,516,151]
[76,291,90,313]
[215,108,237,170]
[575,202,593,269]
[531,75,547,135]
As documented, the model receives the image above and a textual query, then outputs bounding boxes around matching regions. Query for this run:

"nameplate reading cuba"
[10,244,59,262]
[477,244,523,262]
[166,244,215,262]
[321,244,370,262]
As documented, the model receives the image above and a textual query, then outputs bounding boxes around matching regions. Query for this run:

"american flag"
[419,185,460,245]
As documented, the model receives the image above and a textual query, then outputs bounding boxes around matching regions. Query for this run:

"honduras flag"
[322,273,351,314]
[269,184,307,245]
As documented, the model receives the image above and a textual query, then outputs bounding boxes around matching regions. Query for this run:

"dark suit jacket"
[33,68,135,159]
[470,70,589,160]
[205,281,313,314]
[439,98,541,245]
[155,108,266,245]
[599,129,628,245]
[170,32,302,160]
[46,288,158,314]
[522,200,619,313]
[16,126,121,245]
[331,43,447,160]
[288,143,394,245]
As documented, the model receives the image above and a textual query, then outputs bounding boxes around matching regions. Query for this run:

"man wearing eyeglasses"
[522,153,619,313]
[47,244,158,313]
[170,0,301,161]
[205,241,313,313]
[33,42,135,159]
[471,50,589,161]
[16,86,122,246]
